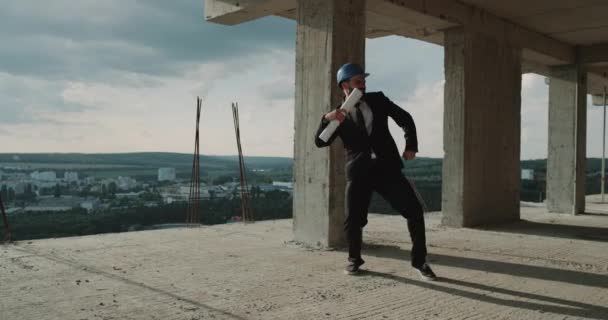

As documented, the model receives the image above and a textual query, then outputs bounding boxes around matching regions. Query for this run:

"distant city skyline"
[1,1,606,159]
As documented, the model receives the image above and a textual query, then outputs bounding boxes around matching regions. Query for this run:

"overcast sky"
[1,0,605,159]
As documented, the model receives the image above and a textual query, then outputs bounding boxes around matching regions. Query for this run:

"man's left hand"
[403,150,416,161]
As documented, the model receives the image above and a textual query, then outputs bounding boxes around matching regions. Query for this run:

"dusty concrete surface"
[2,205,608,320]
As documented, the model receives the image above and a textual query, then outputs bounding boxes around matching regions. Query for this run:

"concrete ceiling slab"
[460,0,607,19]
[206,0,608,94]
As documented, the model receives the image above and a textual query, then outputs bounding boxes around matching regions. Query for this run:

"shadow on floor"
[582,210,608,216]
[360,270,608,319]
[358,243,608,289]
[477,219,608,242]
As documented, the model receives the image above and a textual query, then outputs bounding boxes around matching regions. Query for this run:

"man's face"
[342,74,366,94]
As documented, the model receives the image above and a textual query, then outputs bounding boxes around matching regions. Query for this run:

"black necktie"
[355,103,366,133]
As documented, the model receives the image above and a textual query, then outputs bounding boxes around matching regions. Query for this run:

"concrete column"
[293,0,366,247]
[547,65,587,214]
[442,28,522,227]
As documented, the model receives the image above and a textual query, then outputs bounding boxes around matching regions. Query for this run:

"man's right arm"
[314,109,345,148]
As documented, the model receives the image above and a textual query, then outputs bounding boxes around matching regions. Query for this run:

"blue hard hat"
[336,63,369,87]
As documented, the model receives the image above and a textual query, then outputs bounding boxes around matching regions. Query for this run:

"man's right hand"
[324,109,346,123]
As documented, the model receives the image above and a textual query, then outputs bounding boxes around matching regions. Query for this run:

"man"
[314,63,437,281]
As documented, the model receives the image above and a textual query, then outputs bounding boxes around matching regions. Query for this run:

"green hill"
[0,152,293,182]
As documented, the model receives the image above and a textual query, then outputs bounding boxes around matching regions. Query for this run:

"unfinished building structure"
[204,0,608,247]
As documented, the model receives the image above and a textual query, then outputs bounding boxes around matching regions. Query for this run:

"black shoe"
[414,263,437,281]
[344,259,365,275]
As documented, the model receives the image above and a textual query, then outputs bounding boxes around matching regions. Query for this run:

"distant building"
[179,186,191,195]
[64,172,79,182]
[24,206,72,212]
[117,176,137,190]
[272,181,293,189]
[31,181,58,189]
[100,179,115,187]
[163,196,176,204]
[13,182,26,194]
[257,184,278,192]
[2,181,27,194]
[81,199,101,212]
[25,195,84,212]
[257,183,292,195]
[521,169,534,180]
[5,207,22,215]
[160,184,223,203]
[31,171,57,181]
[12,172,28,180]
[224,182,240,189]
[116,191,143,198]
[158,168,176,182]
[201,186,228,199]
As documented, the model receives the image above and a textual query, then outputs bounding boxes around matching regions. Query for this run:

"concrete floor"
[1,205,608,320]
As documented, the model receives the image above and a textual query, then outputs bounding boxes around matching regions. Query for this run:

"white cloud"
[521,73,549,159]
[382,73,564,160]
[1,51,296,156]
[3,2,604,162]
[388,80,444,157]
[519,73,608,159]
[587,97,608,158]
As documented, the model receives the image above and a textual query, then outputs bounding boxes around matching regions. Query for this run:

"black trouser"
[344,162,427,268]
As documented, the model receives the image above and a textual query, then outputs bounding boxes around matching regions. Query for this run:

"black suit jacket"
[315,91,419,180]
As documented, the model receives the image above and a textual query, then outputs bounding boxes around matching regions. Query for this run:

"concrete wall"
[442,28,522,227]
[293,0,366,247]
[547,65,587,214]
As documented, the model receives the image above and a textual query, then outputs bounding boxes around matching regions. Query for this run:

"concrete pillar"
[547,65,587,214]
[293,0,366,247]
[442,28,522,227]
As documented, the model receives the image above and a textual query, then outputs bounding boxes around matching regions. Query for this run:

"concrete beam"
[378,0,575,64]
[523,61,608,96]
[442,28,522,227]
[591,93,607,107]
[587,71,608,96]
[204,0,295,25]
[579,43,608,65]
[205,0,576,66]
[547,65,587,215]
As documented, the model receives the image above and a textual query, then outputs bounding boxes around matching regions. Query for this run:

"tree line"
[1,190,292,241]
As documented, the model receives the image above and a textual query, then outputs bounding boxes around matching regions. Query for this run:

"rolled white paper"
[318,88,363,142]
